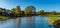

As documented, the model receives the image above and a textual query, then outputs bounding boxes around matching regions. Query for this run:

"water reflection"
[25,16,35,28]
[0,16,54,28]
[0,19,17,28]
[12,17,21,28]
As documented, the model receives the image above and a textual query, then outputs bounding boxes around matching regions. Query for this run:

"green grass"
[45,14,60,16]
[48,17,60,24]
[0,16,8,21]
[0,16,8,18]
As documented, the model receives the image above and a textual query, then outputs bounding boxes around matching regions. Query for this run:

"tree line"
[0,6,60,17]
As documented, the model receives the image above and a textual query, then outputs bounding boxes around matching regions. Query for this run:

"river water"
[0,16,54,28]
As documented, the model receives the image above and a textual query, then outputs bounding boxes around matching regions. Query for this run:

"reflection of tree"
[12,17,21,28]
[25,16,35,28]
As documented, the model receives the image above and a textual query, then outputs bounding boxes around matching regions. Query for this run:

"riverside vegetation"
[0,6,60,28]
[0,6,60,21]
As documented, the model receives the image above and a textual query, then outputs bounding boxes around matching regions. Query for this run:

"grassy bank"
[0,16,8,21]
[48,17,60,24]
[43,14,60,17]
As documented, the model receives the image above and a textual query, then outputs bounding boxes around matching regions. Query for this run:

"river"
[0,16,54,28]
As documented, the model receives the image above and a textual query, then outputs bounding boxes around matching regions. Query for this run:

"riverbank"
[44,15,60,17]
[1,15,60,21]
[0,16,9,21]
[48,17,60,24]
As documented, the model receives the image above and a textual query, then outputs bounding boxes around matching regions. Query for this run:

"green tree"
[50,11,56,15]
[24,6,36,15]
[0,8,6,16]
[15,6,21,15]
[37,9,44,15]
[11,6,21,16]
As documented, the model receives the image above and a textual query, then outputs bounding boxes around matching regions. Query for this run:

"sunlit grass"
[0,16,8,21]
[48,17,60,24]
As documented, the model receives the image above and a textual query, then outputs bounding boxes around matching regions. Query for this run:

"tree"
[0,8,6,16]
[11,8,16,16]
[50,11,56,15]
[15,6,21,15]
[24,6,36,15]
[11,8,15,13]
[37,9,44,15]
[11,6,21,16]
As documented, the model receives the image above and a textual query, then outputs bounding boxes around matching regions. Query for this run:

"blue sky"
[0,0,60,12]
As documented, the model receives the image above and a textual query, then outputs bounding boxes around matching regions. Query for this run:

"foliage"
[50,11,56,15]
[15,6,21,15]
[0,6,60,17]
[37,9,44,15]
[11,6,21,16]
[0,16,8,21]
[24,6,36,15]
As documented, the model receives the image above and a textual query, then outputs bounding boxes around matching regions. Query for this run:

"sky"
[0,0,60,12]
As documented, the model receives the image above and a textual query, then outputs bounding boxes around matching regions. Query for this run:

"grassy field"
[0,16,8,21]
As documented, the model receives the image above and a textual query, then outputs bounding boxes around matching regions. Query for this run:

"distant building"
[0,8,7,15]
[6,10,11,14]
[0,8,6,13]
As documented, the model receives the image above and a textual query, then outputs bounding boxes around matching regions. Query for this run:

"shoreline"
[0,15,60,21]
